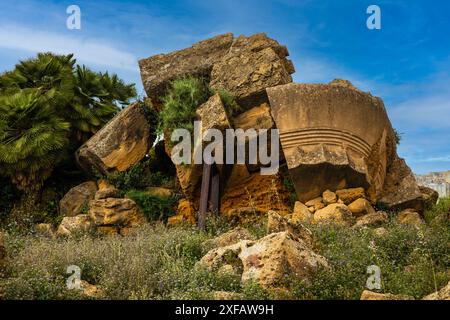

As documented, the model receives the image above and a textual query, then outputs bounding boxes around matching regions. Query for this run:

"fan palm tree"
[0,88,70,190]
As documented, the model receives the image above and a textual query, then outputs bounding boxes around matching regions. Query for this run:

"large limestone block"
[199,231,328,289]
[89,198,146,228]
[139,33,234,102]
[267,80,423,210]
[210,33,294,109]
[76,103,152,176]
[56,215,94,237]
[313,203,355,226]
[59,181,98,217]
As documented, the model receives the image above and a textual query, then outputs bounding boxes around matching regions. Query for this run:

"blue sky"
[0,0,449,174]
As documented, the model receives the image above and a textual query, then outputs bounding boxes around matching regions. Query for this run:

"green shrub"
[158,76,212,136]
[424,197,450,223]
[125,190,179,222]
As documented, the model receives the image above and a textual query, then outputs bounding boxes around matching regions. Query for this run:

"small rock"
[354,212,388,228]
[373,227,388,237]
[422,281,450,300]
[80,280,104,299]
[202,227,256,251]
[360,290,414,300]
[89,198,146,228]
[97,226,120,236]
[95,187,120,200]
[313,204,354,227]
[56,215,94,237]
[397,209,424,228]
[35,223,55,238]
[307,206,315,213]
[146,187,173,199]
[167,199,197,226]
[97,179,114,190]
[348,198,376,218]
[213,291,243,300]
[292,201,313,223]
[336,188,366,205]
[322,190,337,205]
[267,211,313,244]
[59,181,98,217]
[305,197,323,207]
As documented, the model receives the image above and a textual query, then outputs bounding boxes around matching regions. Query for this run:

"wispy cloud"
[0,24,138,72]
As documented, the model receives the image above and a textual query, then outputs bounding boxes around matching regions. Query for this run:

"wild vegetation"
[1,200,448,300]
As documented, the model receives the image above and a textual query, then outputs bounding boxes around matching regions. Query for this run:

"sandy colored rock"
[374,227,388,237]
[89,198,146,228]
[419,186,439,209]
[139,33,234,103]
[76,103,152,176]
[200,232,328,289]
[56,215,93,237]
[220,165,291,218]
[95,187,120,200]
[202,227,256,251]
[292,201,313,224]
[146,187,173,199]
[97,179,114,191]
[35,223,55,238]
[59,181,98,217]
[348,198,376,217]
[305,197,323,207]
[335,188,366,205]
[210,33,294,109]
[267,211,313,245]
[396,209,424,228]
[360,290,414,300]
[354,211,389,228]
[313,203,354,226]
[167,199,196,226]
[213,291,243,300]
[422,281,450,300]
[80,280,104,299]
[97,226,120,236]
[322,190,337,205]
[267,81,424,211]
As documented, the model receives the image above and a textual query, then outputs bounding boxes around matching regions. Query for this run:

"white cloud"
[0,24,138,72]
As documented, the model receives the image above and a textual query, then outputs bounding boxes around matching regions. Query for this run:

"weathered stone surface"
[220,165,291,217]
[354,211,389,228]
[80,280,104,299]
[267,80,422,210]
[202,227,256,251]
[76,103,152,176]
[305,197,325,211]
[422,281,450,300]
[210,33,294,109]
[167,199,196,226]
[146,187,173,199]
[97,226,120,236]
[233,102,274,131]
[89,198,146,228]
[419,186,439,209]
[56,215,93,237]
[396,209,424,228]
[360,290,414,300]
[97,179,114,191]
[139,33,234,102]
[60,181,98,217]
[348,198,376,218]
[35,223,55,238]
[199,231,328,289]
[313,203,354,226]
[322,190,337,205]
[292,201,313,223]
[267,211,313,244]
[95,187,120,200]
[172,94,231,201]
[335,188,366,205]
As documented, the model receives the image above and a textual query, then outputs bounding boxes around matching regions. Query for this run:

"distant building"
[424,182,450,199]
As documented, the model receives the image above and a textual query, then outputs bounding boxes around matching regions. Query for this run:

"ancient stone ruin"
[70,32,433,231]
